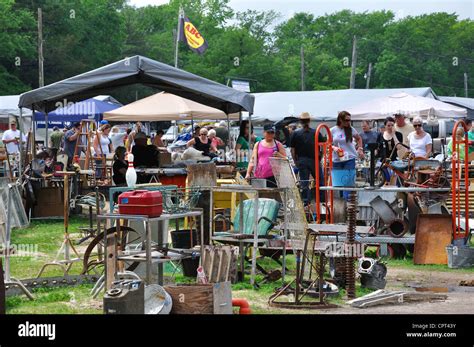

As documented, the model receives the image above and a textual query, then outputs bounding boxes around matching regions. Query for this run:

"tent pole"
[249,113,252,148]
[174,6,184,68]
[44,111,48,149]
[18,107,23,175]
[32,106,36,160]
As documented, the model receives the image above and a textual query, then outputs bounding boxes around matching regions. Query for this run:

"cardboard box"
[33,187,63,218]
[158,152,172,167]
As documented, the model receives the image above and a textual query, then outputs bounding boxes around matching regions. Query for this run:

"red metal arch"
[451,120,470,240]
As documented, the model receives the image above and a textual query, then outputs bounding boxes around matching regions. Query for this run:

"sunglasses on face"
[414,124,422,128]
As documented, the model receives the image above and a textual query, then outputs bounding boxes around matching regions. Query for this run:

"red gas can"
[118,190,163,217]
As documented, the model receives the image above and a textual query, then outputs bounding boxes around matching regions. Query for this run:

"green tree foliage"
[0,0,472,98]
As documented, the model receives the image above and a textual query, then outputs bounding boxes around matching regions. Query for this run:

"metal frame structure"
[98,209,204,289]
[451,120,470,241]
[209,186,288,287]
[314,124,333,224]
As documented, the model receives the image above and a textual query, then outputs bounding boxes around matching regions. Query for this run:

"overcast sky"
[128,0,473,20]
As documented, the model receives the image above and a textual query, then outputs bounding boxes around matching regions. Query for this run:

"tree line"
[1,0,473,102]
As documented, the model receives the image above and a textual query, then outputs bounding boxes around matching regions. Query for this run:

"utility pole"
[365,62,372,89]
[38,8,44,87]
[464,72,468,98]
[350,35,357,89]
[300,45,305,91]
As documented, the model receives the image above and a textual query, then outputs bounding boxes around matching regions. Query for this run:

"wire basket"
[162,187,201,214]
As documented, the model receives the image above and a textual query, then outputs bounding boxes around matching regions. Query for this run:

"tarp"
[18,55,254,114]
[34,97,122,122]
[346,92,467,120]
[246,87,438,122]
[439,96,474,119]
[104,92,237,121]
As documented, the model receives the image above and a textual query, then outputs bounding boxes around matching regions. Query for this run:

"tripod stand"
[37,172,82,277]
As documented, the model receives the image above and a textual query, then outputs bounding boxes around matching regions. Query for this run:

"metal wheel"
[81,226,143,275]
[374,167,387,187]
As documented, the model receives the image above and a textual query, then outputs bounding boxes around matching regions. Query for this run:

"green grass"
[6,285,101,314]
[4,217,474,314]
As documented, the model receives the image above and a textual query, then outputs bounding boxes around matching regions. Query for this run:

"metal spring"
[345,256,356,299]
[345,190,358,299]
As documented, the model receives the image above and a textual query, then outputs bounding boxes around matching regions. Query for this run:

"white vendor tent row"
[0,95,33,132]
[346,92,466,120]
[439,96,474,119]
[244,87,439,122]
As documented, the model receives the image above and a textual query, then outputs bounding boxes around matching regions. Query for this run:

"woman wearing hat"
[245,124,286,187]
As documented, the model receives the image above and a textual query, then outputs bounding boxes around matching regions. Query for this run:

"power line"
[361,37,474,63]
[379,68,474,91]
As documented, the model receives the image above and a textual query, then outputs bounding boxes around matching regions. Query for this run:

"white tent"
[439,96,474,119]
[346,92,467,120]
[104,92,237,121]
[244,87,438,122]
[0,95,33,132]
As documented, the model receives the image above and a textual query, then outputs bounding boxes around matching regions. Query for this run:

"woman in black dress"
[378,116,403,161]
[186,127,218,159]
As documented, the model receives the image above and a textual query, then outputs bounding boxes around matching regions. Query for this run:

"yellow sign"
[184,21,205,49]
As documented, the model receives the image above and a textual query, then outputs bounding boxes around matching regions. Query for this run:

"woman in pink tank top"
[245,124,287,187]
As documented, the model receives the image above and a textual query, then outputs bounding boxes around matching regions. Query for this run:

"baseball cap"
[100,120,109,125]
[263,124,276,132]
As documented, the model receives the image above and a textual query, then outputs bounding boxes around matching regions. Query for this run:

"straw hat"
[300,112,311,120]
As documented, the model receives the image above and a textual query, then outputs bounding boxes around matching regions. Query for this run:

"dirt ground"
[234,267,474,314]
[318,268,474,314]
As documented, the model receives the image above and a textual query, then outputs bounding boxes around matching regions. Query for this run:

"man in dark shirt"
[131,132,159,167]
[360,120,379,148]
[290,112,326,205]
[64,122,81,166]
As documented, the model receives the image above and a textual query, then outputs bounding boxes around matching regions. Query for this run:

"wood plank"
[164,284,214,314]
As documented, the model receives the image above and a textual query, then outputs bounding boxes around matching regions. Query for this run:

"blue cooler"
[331,168,356,187]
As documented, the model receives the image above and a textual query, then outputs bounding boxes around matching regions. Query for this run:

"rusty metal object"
[345,191,357,299]
[369,195,398,225]
[414,214,452,265]
[268,234,339,309]
[387,219,408,238]
[407,193,421,234]
[81,226,142,275]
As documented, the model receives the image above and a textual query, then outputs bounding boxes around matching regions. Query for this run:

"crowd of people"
[2,111,473,205]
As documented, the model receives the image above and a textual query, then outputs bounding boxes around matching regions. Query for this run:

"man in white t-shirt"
[394,114,415,146]
[2,120,26,154]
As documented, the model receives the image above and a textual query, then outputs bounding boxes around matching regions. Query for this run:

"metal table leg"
[282,188,288,283]
[146,221,152,284]
[250,192,259,286]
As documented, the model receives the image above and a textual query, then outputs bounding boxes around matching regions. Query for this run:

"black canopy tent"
[17,55,254,172]
[18,55,254,114]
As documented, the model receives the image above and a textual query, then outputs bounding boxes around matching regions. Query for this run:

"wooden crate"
[164,282,232,314]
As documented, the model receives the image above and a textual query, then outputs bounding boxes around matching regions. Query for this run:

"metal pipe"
[318,186,451,192]
[387,219,408,238]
